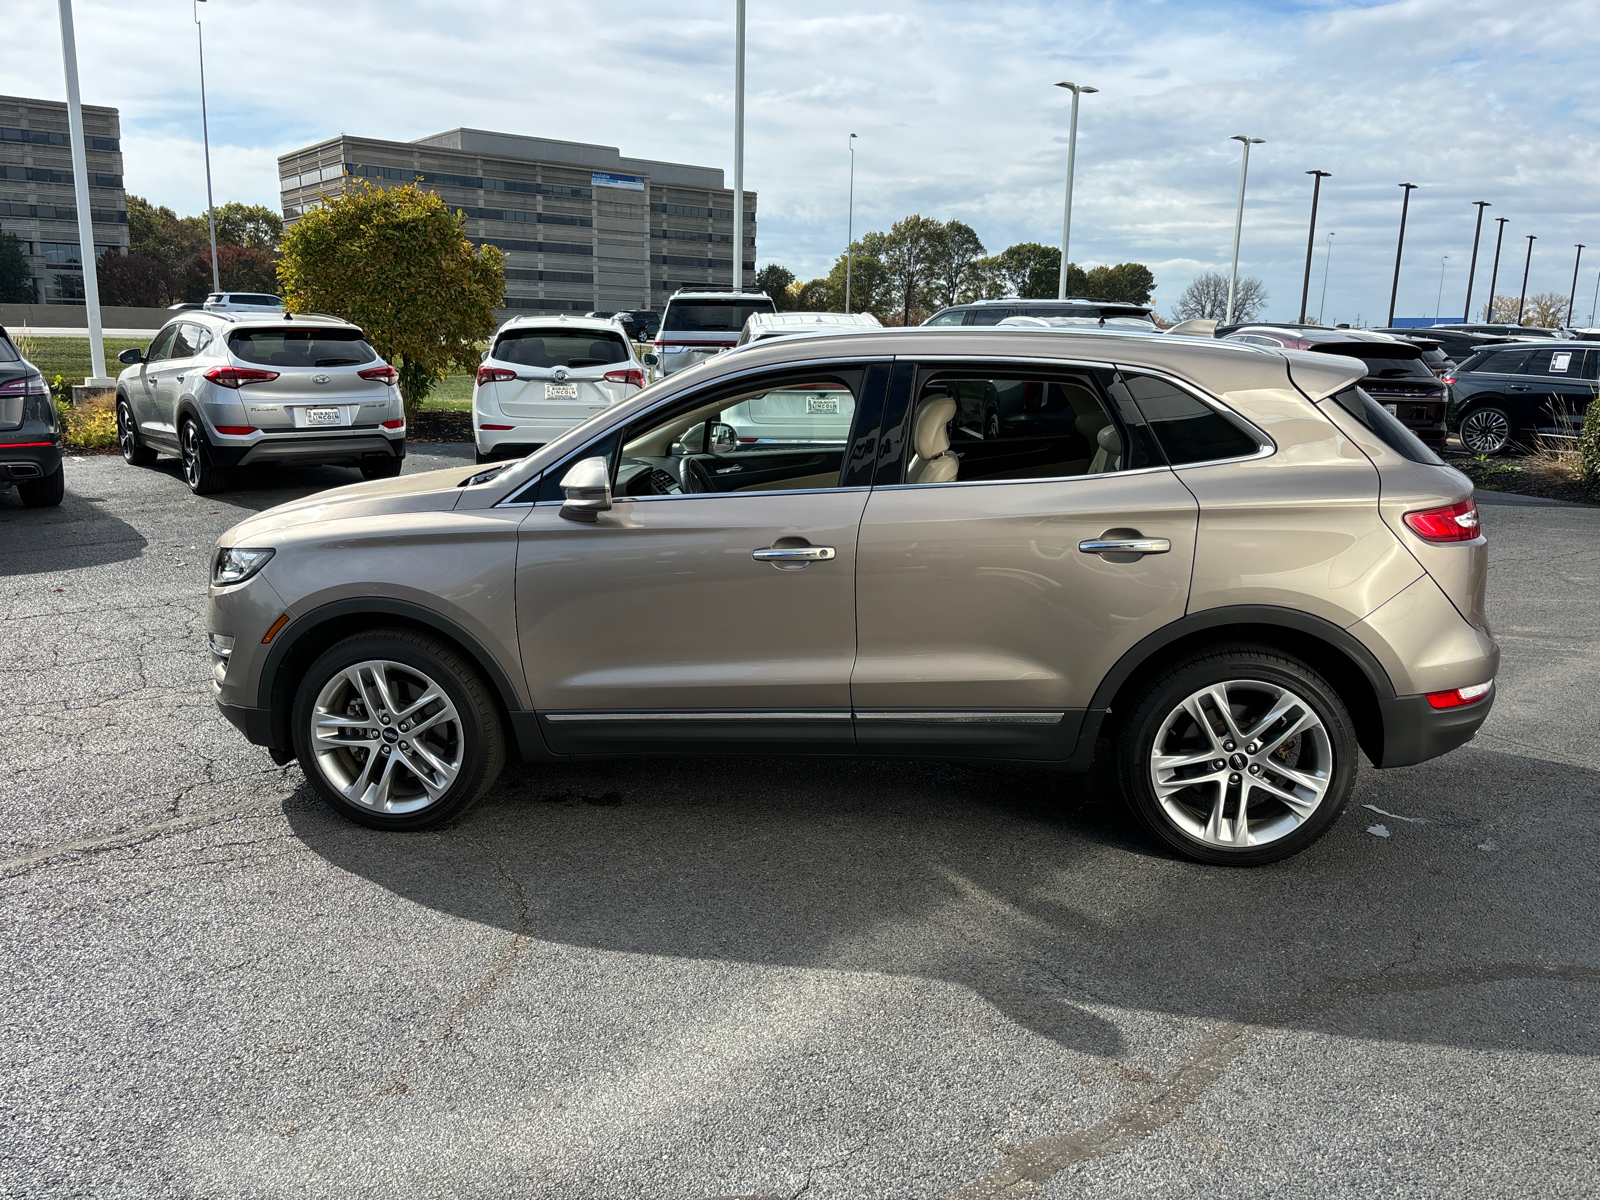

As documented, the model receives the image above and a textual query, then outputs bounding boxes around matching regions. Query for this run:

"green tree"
[1084,262,1156,304]
[212,202,283,252]
[277,180,505,413]
[0,231,34,302]
[983,242,1073,299]
[127,195,209,270]
[926,220,986,309]
[754,263,797,310]
[182,244,280,300]
[881,215,944,324]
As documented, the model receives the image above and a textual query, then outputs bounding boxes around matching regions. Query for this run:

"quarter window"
[924,310,965,326]
[1524,347,1579,377]
[1477,349,1530,374]
[966,308,1014,326]
[1117,373,1261,465]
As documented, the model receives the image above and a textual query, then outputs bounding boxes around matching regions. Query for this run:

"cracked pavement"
[1,453,1597,1198]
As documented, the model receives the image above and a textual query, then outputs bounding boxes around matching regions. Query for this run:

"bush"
[1579,396,1600,502]
[57,393,118,450]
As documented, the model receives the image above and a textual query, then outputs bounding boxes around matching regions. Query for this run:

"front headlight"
[213,546,275,585]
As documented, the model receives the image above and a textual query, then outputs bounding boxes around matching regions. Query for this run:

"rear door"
[149,323,203,443]
[1519,346,1594,436]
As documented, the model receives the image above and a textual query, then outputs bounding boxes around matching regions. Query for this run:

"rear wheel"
[17,465,64,508]
[1116,648,1357,866]
[359,457,403,480]
[180,417,226,494]
[117,398,157,466]
[1459,404,1515,455]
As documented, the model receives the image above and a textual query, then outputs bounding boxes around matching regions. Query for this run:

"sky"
[11,0,1600,324]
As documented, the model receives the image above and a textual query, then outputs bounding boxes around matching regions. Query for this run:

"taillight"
[380,418,405,429]
[214,425,258,436]
[603,368,645,388]
[204,366,279,389]
[0,373,48,397]
[358,365,399,385]
[1403,499,1480,543]
[478,423,514,431]
[476,366,517,386]
[1440,375,1456,386]
[1426,681,1492,709]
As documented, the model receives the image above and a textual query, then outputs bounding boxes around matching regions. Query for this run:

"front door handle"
[1509,385,1529,391]
[1079,537,1171,555]
[753,545,836,563]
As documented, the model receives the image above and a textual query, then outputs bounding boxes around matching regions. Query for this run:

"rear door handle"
[1509,385,1530,391]
[1079,537,1171,555]
[753,546,836,563]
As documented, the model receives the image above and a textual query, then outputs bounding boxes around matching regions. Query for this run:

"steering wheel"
[677,456,715,494]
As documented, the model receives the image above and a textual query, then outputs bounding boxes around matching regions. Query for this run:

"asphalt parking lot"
[2,448,1597,1199]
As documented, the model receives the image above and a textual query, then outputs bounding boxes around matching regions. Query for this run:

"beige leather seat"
[907,395,958,484]
[1074,411,1123,474]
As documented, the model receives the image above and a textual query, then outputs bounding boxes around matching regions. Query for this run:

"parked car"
[1222,325,1448,447]
[924,298,1160,327]
[1430,322,1564,339]
[1372,326,1514,364]
[0,325,64,507]
[625,310,662,341]
[165,301,205,312]
[472,314,647,463]
[1445,341,1598,454]
[114,312,406,495]
[208,326,1496,867]
[1401,336,1454,378]
[735,310,883,346]
[653,290,777,376]
[998,314,1169,336]
[203,293,284,314]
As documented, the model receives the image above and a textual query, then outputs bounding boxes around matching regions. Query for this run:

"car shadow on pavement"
[284,746,1600,1061]
[0,481,147,575]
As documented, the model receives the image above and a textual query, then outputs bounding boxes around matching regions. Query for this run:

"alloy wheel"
[1460,407,1512,455]
[1147,679,1333,850]
[117,402,136,462]
[308,659,464,815]
[181,421,202,487]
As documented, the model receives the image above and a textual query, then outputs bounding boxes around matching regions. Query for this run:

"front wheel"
[1116,648,1357,866]
[117,399,158,466]
[180,417,226,494]
[1459,404,1515,455]
[291,630,506,830]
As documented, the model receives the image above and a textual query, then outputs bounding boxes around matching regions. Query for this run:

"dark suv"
[1222,326,1448,447]
[0,326,64,508]
[1446,342,1597,454]
[924,298,1159,327]
[1372,327,1514,365]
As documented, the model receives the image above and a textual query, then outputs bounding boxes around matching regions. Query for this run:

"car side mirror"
[480,349,490,362]
[710,422,738,451]
[118,347,145,365]
[641,352,659,367]
[558,456,613,523]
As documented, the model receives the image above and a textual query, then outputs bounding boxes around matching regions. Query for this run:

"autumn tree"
[277,180,505,413]
[1520,291,1571,328]
[1173,271,1267,322]
[98,253,175,307]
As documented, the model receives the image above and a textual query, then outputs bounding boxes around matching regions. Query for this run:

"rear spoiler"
[1280,350,1368,403]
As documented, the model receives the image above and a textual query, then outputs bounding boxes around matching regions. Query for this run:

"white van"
[653,290,776,376]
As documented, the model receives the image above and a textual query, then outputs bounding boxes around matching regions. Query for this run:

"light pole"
[1462,200,1489,326]
[1054,82,1097,299]
[1434,255,1449,320]
[1590,266,1600,328]
[1485,216,1509,321]
[844,133,857,312]
[1516,234,1536,325]
[194,0,219,294]
[1224,135,1264,325]
[1567,244,1585,329]
[1318,230,1335,323]
[55,0,106,383]
[1386,183,1417,327]
[731,0,745,294]
[1299,169,1330,323]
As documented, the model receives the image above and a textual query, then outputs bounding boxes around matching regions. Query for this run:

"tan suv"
[207,329,1497,865]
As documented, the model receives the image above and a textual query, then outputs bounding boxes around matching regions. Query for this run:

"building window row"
[0,200,126,223]
[319,162,593,199]
[504,268,594,283]
[654,228,735,245]
[460,206,591,228]
[0,165,122,188]
[654,254,734,270]
[37,241,116,266]
[649,202,754,223]
[502,297,593,311]
[0,127,119,152]
[470,237,593,257]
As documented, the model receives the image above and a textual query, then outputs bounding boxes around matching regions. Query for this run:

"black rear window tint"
[1326,386,1444,466]
[494,330,628,368]
[663,301,775,333]
[0,337,19,363]
[1120,373,1260,465]
[1475,349,1530,374]
[228,329,377,367]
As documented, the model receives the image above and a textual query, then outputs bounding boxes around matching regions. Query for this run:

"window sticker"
[1552,352,1572,373]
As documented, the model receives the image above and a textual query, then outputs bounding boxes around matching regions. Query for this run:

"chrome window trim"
[872,465,1172,492]
[617,486,870,504]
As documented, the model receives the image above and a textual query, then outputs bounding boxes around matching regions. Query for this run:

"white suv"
[653,290,776,376]
[202,293,284,313]
[472,315,647,462]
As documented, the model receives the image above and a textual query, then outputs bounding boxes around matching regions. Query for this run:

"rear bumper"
[0,434,62,483]
[210,433,406,468]
[1376,687,1494,768]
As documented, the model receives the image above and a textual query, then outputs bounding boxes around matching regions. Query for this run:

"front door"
[1520,345,1597,437]
[516,360,888,754]
[132,325,176,441]
[148,323,203,443]
[851,360,1200,759]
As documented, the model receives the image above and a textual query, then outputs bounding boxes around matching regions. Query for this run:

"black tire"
[1458,403,1516,455]
[17,465,65,508]
[117,397,158,466]
[359,457,403,480]
[291,629,506,831]
[179,417,226,495]
[983,409,1001,441]
[1116,646,1358,866]
[474,450,494,465]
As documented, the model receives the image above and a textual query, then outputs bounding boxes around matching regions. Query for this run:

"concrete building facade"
[278,128,754,317]
[0,95,128,305]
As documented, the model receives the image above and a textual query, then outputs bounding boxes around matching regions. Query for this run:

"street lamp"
[1225,135,1264,325]
[1462,201,1490,327]
[1516,234,1536,326]
[194,0,219,294]
[1567,244,1585,329]
[54,0,106,384]
[1434,255,1449,320]
[1054,82,1097,300]
[1386,183,1417,327]
[1318,230,1335,323]
[1299,170,1330,323]
[844,133,857,312]
[731,0,746,294]
[1485,216,1509,322]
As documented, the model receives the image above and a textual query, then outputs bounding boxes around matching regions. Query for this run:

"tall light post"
[1485,216,1509,321]
[1516,234,1536,325]
[730,0,746,294]
[194,0,219,294]
[1386,183,1417,327]
[1299,170,1330,323]
[1434,255,1449,320]
[1590,266,1600,328]
[1462,201,1490,326]
[844,133,857,312]
[1567,244,1585,329]
[55,0,106,384]
[1224,135,1264,325]
[1053,82,1097,299]
[1318,230,1335,323]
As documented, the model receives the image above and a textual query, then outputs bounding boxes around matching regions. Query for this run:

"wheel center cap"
[1229,752,1248,771]
[382,727,400,744]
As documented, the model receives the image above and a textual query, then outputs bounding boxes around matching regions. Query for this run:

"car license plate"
[1383,403,1399,416]
[545,383,578,399]
[807,396,840,414]
[305,407,341,426]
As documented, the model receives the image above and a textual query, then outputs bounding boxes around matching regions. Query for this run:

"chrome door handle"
[1079,537,1171,555]
[1509,385,1529,391]
[752,546,836,563]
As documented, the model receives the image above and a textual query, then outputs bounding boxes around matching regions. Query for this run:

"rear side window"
[663,301,775,332]
[1119,373,1261,465]
[228,293,279,306]
[228,328,377,367]
[495,330,628,368]
[1326,386,1444,466]
[966,308,1014,326]
[1475,349,1529,374]
[924,310,965,326]
[0,337,19,363]
[1524,347,1579,376]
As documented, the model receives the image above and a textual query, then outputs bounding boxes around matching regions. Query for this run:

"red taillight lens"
[214,425,258,436]
[1441,375,1457,386]
[203,366,279,389]
[478,423,515,431]
[380,418,405,429]
[1403,499,1480,543]
[0,373,48,397]
[358,365,399,385]
[603,368,645,388]
[476,366,517,386]
[1426,681,1493,709]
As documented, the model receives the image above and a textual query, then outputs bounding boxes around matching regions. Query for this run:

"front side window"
[494,329,628,368]
[227,328,377,367]
[924,310,965,327]
[144,325,178,363]
[1117,372,1262,465]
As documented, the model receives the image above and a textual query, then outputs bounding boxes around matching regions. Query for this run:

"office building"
[278,128,755,316]
[0,94,128,305]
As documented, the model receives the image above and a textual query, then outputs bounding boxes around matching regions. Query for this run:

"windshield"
[494,330,629,368]
[1310,343,1435,380]
[228,328,377,367]
[664,300,776,333]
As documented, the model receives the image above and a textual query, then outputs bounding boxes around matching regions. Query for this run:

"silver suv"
[208,328,1497,865]
[115,312,405,494]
